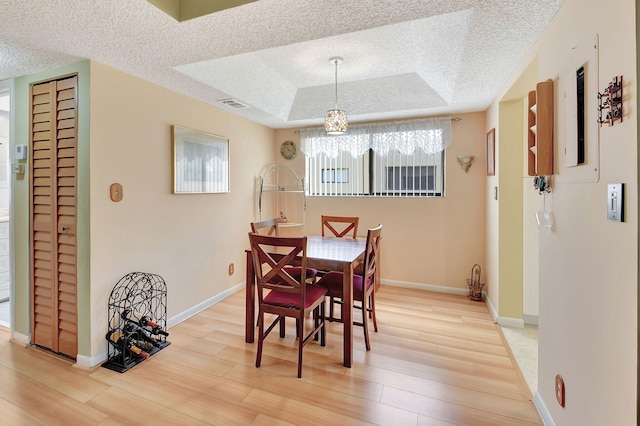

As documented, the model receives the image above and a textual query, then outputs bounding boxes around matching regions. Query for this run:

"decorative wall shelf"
[528,80,554,176]
[598,75,623,126]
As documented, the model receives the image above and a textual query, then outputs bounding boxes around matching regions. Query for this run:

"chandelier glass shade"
[325,57,348,135]
[325,108,348,135]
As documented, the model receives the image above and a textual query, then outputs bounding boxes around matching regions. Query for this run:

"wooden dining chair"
[248,233,327,378]
[251,219,318,284]
[321,215,359,239]
[250,218,279,236]
[319,215,360,318]
[317,224,382,351]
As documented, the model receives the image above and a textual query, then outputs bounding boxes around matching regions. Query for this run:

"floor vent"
[218,98,249,109]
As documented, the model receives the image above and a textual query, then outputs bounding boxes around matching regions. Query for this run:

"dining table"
[245,235,366,368]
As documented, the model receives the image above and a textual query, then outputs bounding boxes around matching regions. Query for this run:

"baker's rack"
[257,164,306,235]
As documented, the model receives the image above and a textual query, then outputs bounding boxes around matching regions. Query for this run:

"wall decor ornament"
[597,75,623,126]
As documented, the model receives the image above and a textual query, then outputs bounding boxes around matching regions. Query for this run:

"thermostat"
[15,144,27,160]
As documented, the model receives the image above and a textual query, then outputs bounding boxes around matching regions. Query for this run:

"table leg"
[245,250,255,343]
[342,261,354,367]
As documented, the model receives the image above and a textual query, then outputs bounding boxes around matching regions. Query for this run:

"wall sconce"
[457,155,474,173]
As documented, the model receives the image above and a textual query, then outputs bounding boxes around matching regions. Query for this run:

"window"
[321,168,349,183]
[386,166,434,191]
[300,118,449,197]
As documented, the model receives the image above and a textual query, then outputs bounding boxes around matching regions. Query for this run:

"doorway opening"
[0,82,12,328]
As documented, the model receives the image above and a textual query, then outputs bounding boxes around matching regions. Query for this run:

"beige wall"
[12,61,276,360]
[276,111,487,290]
[497,100,525,320]
[486,55,541,327]
[87,62,275,358]
[493,0,637,423]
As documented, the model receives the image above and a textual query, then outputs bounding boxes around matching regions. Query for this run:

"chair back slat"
[251,218,279,236]
[321,215,359,238]
[362,224,383,283]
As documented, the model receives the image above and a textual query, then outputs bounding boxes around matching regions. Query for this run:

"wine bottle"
[123,323,161,348]
[106,329,150,359]
[121,309,169,337]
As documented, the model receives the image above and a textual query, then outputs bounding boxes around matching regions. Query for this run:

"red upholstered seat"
[264,284,328,309]
[313,271,371,300]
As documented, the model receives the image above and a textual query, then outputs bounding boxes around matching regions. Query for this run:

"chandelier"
[325,57,348,135]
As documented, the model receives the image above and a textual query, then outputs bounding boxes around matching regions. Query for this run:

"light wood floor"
[0,286,541,425]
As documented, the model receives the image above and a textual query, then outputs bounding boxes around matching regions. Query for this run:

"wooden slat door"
[30,76,78,358]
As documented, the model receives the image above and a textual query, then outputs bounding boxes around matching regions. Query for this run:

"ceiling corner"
[147,0,259,22]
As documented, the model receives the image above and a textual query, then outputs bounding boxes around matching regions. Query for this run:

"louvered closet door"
[30,76,78,358]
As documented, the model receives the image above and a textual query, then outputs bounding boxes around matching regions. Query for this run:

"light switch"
[607,183,623,222]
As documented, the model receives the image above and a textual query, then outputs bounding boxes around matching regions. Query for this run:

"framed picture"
[172,125,230,194]
[486,128,495,176]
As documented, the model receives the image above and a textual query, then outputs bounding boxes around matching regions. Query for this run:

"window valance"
[300,117,452,159]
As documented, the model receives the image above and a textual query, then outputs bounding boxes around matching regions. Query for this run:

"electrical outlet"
[228,263,234,276]
[555,374,565,407]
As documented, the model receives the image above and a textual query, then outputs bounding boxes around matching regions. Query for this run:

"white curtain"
[300,117,452,159]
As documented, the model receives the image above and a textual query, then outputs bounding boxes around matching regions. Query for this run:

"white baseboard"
[484,294,525,328]
[534,391,554,425]
[523,314,539,325]
[78,281,245,368]
[381,278,468,296]
[168,281,244,327]
[498,316,525,328]
[76,352,107,369]
[486,294,498,322]
[10,330,29,345]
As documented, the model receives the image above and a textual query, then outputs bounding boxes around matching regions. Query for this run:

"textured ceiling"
[0,0,564,129]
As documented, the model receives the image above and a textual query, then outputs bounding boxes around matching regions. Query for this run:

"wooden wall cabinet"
[528,80,554,176]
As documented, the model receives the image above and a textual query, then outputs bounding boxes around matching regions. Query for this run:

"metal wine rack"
[102,272,170,373]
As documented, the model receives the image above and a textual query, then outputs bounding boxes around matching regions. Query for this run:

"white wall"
[533,0,636,423]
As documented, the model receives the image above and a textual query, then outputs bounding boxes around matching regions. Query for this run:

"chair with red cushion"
[248,233,327,378]
[251,219,318,283]
[320,215,360,318]
[317,224,382,350]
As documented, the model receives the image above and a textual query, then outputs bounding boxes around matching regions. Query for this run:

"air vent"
[218,98,249,109]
